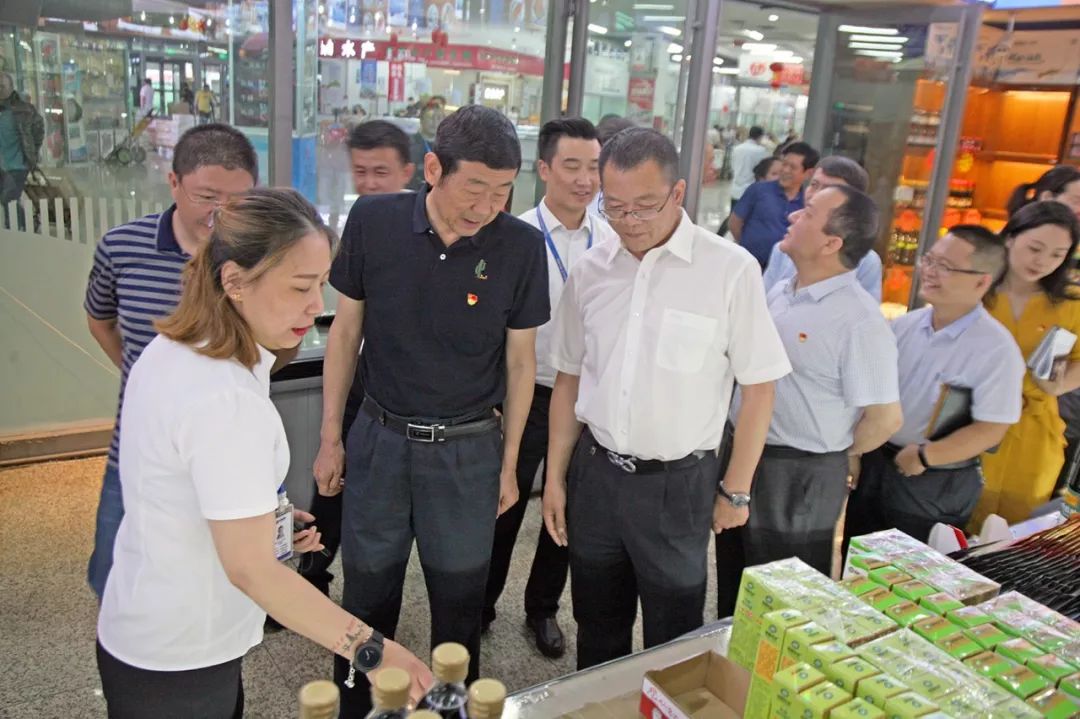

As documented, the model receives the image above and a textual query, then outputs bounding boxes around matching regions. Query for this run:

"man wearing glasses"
[845,226,1025,543]
[84,124,258,599]
[543,128,791,670]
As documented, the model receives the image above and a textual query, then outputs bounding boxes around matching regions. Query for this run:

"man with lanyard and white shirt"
[484,118,618,659]
[543,128,791,670]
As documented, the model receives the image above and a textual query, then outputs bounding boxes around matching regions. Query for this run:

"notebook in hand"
[1027,325,1077,381]
[925,384,973,442]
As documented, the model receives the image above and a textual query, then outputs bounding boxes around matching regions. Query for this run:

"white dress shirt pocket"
[656,308,718,374]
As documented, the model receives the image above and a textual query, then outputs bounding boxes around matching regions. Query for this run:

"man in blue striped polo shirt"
[84,124,258,599]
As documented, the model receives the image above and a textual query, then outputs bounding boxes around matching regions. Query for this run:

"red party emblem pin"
[798,332,808,343]
[467,293,478,306]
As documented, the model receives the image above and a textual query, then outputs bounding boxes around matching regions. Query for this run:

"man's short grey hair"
[821,185,880,270]
[599,128,680,185]
[817,156,870,193]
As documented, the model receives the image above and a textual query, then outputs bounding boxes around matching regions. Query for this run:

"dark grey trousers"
[845,446,983,544]
[567,432,718,670]
[334,409,502,718]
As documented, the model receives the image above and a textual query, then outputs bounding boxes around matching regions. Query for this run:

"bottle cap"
[298,680,339,719]
[431,643,470,683]
[410,712,441,719]
[467,679,507,719]
[372,668,411,710]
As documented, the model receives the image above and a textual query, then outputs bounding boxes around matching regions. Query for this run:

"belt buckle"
[606,450,637,473]
[406,423,444,443]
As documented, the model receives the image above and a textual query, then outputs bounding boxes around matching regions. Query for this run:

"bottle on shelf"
[365,668,413,719]
[467,679,507,719]
[418,643,470,719]
[299,680,340,719]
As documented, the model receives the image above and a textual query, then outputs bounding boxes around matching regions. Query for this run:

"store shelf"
[976,150,1059,164]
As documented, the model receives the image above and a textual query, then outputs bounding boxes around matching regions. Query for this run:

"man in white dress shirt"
[543,128,791,670]
[483,118,619,658]
[729,126,771,213]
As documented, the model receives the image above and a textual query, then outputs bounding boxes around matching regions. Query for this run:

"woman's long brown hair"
[156,188,336,369]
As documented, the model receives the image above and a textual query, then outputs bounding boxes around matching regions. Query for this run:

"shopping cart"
[105,110,153,166]
[21,165,73,233]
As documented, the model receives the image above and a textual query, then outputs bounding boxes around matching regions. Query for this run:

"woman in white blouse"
[96,188,431,718]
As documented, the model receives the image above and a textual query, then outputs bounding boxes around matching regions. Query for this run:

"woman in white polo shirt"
[96,188,431,718]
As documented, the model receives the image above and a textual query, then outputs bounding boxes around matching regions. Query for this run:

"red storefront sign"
[318,36,547,76]
[388,61,405,101]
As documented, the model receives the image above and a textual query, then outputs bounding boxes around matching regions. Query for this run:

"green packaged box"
[919,592,964,616]
[844,575,882,597]
[746,608,811,717]
[784,622,837,669]
[1031,658,1078,689]
[912,616,962,644]
[884,690,939,718]
[947,606,995,629]
[992,696,1045,719]
[848,552,892,573]
[797,680,853,718]
[1060,672,1080,700]
[967,623,1013,650]
[994,665,1052,699]
[773,662,827,719]
[831,697,887,719]
[935,631,983,660]
[863,588,906,613]
[964,650,1016,679]
[884,601,934,628]
[893,581,937,603]
[1026,688,1080,719]
[996,638,1045,666]
[857,674,910,709]
[825,656,881,694]
[808,641,857,673]
[904,672,955,703]
[869,566,915,589]
[940,693,982,718]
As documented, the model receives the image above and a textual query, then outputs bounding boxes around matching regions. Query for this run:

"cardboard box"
[883,602,933,629]
[911,617,961,644]
[946,606,994,629]
[796,681,852,718]
[1025,688,1080,719]
[892,581,937,603]
[772,662,827,719]
[964,650,1017,679]
[842,575,881,598]
[825,656,881,694]
[918,593,964,616]
[856,674,910,709]
[868,567,915,589]
[783,622,837,669]
[807,642,857,674]
[935,632,983,661]
[831,697,887,719]
[966,623,1012,650]
[996,638,1044,666]
[863,589,906,614]
[640,651,748,719]
[994,665,1052,700]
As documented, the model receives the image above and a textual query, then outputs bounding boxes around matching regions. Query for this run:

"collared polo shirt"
[734,180,804,267]
[84,206,189,470]
[763,243,884,302]
[740,271,899,453]
[890,305,1025,447]
[730,139,771,200]
[329,185,550,418]
[549,209,791,461]
[518,199,620,388]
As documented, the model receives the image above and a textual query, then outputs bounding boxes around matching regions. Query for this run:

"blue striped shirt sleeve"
[85,236,119,320]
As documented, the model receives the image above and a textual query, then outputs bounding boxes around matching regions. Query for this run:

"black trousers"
[300,375,365,594]
[845,446,983,545]
[483,384,568,624]
[714,445,848,618]
[567,431,718,671]
[96,641,243,719]
[334,406,503,718]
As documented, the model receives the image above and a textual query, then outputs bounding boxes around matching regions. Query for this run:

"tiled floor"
[0,456,721,718]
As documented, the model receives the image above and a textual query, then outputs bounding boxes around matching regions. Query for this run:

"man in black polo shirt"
[316,105,549,716]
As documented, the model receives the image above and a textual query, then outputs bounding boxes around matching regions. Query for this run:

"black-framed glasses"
[599,188,674,222]
[918,254,987,276]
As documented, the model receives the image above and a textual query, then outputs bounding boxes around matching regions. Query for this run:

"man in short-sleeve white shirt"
[542,128,791,670]
[845,226,1025,543]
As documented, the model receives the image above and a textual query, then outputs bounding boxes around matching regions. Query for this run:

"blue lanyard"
[537,208,592,283]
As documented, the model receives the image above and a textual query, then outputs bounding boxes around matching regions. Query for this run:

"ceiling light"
[741,43,777,53]
[849,34,907,43]
[741,29,764,41]
[624,39,632,47]
[839,25,899,35]
[789,56,803,64]
[643,15,685,22]
[849,41,906,50]
[633,3,675,8]
[667,42,683,53]
[771,50,794,59]
[716,67,739,75]
[658,26,682,36]
[854,49,903,58]
[587,23,608,34]
[713,57,723,65]
[671,54,682,62]
[768,14,779,22]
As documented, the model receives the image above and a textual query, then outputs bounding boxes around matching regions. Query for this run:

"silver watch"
[718,483,751,508]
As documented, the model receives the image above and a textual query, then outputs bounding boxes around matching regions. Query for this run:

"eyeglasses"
[178,180,230,208]
[599,189,674,222]
[918,254,987,276]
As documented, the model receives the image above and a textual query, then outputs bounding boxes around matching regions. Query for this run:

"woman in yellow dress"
[974,201,1080,527]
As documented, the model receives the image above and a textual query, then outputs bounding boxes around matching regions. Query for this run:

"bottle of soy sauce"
[364,668,412,719]
[417,643,470,719]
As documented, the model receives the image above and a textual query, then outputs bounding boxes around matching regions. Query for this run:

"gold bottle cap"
[467,679,507,719]
[431,643,470,684]
[372,668,412,710]
[298,680,339,719]
[410,712,442,719]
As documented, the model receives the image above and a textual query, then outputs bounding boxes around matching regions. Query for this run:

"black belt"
[362,397,500,443]
[762,444,846,460]
[882,443,978,471]
[588,434,711,475]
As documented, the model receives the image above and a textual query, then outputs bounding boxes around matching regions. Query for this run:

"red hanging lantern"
[769,61,784,89]
[179,16,190,31]
[389,32,399,45]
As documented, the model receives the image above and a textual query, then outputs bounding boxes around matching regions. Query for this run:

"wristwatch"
[352,629,384,673]
[917,444,933,470]
[718,482,751,508]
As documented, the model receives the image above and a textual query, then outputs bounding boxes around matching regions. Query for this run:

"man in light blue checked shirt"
[717,184,901,614]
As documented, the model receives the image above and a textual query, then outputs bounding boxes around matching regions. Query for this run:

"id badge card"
[274,499,294,562]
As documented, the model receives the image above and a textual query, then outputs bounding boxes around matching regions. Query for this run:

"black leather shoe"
[526,616,565,659]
